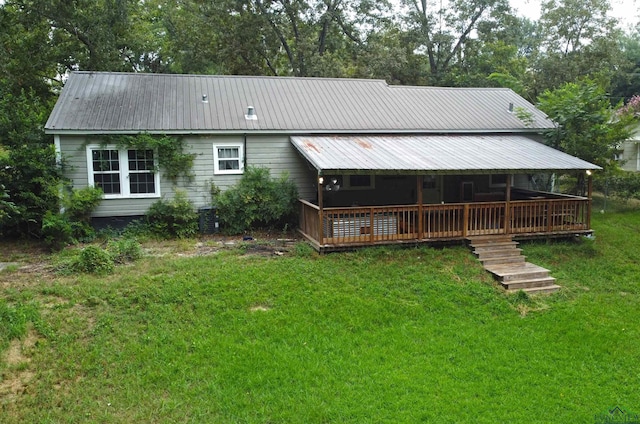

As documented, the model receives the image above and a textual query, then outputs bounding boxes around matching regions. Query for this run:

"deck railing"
[298,197,590,248]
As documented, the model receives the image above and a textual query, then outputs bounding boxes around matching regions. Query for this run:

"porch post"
[317,174,324,245]
[587,172,593,230]
[504,174,512,235]
[417,175,423,240]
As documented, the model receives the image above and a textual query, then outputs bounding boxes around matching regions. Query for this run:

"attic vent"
[202,94,208,103]
[508,102,514,113]
[245,106,257,120]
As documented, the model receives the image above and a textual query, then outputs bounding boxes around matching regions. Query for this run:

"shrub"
[595,172,640,201]
[40,186,103,250]
[72,245,114,275]
[42,211,74,251]
[146,191,198,238]
[216,166,298,234]
[107,238,144,264]
[63,186,103,224]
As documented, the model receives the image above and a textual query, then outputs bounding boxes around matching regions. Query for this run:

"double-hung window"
[213,143,244,174]
[87,145,160,198]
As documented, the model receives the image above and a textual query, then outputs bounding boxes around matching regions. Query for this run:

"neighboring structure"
[619,125,640,172]
[45,71,600,250]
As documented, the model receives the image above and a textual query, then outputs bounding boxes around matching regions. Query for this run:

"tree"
[528,0,628,97]
[399,0,511,85]
[537,79,635,194]
[4,0,169,73]
[611,26,640,104]
[0,85,61,237]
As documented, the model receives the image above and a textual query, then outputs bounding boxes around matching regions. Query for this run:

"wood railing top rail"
[299,199,320,210]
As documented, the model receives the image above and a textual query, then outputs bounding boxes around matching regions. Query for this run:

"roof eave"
[45,127,553,136]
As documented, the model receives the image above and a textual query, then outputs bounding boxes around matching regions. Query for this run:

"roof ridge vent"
[245,106,257,120]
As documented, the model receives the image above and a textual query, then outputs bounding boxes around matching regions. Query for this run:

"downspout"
[244,134,248,170]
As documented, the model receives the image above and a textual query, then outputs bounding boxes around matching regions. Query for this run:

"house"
[619,125,640,172]
[45,71,600,251]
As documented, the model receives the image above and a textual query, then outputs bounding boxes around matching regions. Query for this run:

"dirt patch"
[1,329,39,402]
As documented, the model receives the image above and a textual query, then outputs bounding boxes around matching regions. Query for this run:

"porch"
[290,135,599,251]
[298,190,592,251]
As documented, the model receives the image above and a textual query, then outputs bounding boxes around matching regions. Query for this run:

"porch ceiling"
[290,135,601,175]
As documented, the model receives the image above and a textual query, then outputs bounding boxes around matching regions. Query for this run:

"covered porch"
[291,135,600,251]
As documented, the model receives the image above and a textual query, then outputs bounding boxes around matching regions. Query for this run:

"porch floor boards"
[468,235,560,294]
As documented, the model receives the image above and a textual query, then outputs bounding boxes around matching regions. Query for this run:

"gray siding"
[58,134,315,217]
[247,135,315,200]
[620,140,640,172]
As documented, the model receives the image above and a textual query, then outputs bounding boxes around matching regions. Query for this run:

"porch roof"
[290,135,601,175]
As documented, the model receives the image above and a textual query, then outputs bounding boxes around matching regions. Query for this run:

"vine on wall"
[101,133,195,183]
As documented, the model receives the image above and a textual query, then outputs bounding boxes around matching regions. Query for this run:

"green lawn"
[1,198,640,423]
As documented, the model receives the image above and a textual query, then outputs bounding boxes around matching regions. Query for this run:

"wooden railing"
[298,197,591,248]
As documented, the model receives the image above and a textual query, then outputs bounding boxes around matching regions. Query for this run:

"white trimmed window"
[86,145,160,198]
[213,143,244,175]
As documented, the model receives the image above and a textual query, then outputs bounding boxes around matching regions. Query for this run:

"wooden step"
[484,262,551,282]
[506,285,561,294]
[469,240,518,249]
[474,248,523,259]
[472,242,519,251]
[480,256,526,266]
[468,235,560,294]
[501,276,557,290]
[467,235,513,242]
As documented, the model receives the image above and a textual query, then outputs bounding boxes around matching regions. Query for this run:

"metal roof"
[290,135,600,174]
[45,72,554,134]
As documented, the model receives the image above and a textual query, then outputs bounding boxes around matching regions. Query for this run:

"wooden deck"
[298,195,592,251]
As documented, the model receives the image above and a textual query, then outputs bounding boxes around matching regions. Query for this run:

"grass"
[1,198,639,422]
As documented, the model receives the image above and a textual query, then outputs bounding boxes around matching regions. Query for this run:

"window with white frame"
[213,143,244,174]
[87,146,160,198]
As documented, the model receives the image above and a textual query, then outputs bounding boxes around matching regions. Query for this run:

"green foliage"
[0,299,41,347]
[538,79,634,174]
[0,86,60,238]
[595,172,640,201]
[71,245,114,275]
[107,238,144,264]
[40,187,103,250]
[209,181,221,206]
[146,191,198,239]
[41,211,73,251]
[216,167,299,234]
[0,182,18,223]
[104,133,195,183]
[62,186,103,224]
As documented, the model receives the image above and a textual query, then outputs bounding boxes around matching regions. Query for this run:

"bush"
[146,191,198,238]
[42,211,74,251]
[63,186,103,224]
[40,186,103,250]
[107,238,144,264]
[216,166,298,234]
[71,245,114,275]
[595,172,640,201]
